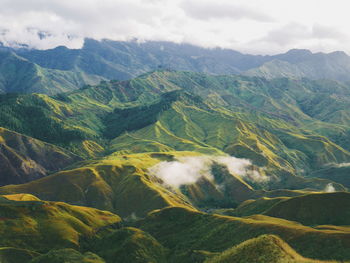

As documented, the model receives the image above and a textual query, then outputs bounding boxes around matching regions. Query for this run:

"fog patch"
[324,183,335,193]
[148,155,268,188]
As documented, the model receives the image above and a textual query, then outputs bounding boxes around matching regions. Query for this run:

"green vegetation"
[89,227,167,263]
[0,51,102,95]
[0,152,196,218]
[0,247,39,263]
[264,192,350,226]
[205,235,335,263]
[0,195,120,253]
[30,249,105,263]
[137,207,350,262]
[0,127,81,185]
[1,49,350,262]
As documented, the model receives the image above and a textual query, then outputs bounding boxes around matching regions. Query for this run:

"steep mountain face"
[1,44,350,263]
[0,51,102,95]
[245,49,350,81]
[0,71,349,184]
[9,39,350,83]
[0,127,81,185]
[16,39,270,80]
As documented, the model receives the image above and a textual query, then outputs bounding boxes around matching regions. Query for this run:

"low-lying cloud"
[324,183,335,193]
[148,155,268,188]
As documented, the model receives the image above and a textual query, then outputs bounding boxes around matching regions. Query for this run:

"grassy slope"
[0,127,81,185]
[30,249,105,263]
[0,70,349,178]
[205,234,335,263]
[224,192,350,227]
[264,192,350,226]
[309,164,350,188]
[0,51,102,95]
[137,207,350,262]
[0,152,196,218]
[0,247,39,263]
[89,227,167,263]
[0,195,120,253]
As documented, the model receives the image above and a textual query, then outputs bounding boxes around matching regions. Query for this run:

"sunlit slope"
[0,70,350,178]
[0,152,196,218]
[109,91,350,179]
[0,195,120,253]
[205,234,335,263]
[0,127,81,185]
[137,207,350,262]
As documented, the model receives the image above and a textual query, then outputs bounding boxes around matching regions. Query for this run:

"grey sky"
[0,0,349,54]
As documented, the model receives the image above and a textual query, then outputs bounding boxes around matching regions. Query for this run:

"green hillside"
[0,51,102,95]
[137,207,350,262]
[0,195,120,253]
[0,127,81,185]
[264,192,350,226]
[0,71,349,189]
[245,49,350,82]
[0,152,196,218]
[0,66,350,263]
[16,40,350,82]
[205,234,334,263]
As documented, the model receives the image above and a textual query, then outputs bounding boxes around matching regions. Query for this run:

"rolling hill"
[0,194,120,253]
[205,234,334,263]
[0,43,350,263]
[136,206,350,262]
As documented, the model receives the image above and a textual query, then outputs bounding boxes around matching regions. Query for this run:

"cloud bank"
[148,155,268,188]
[1,0,350,54]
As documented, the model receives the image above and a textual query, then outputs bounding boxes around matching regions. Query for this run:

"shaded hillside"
[13,39,350,82]
[0,127,81,185]
[89,227,167,263]
[245,49,350,82]
[0,51,101,95]
[264,192,350,226]
[136,207,350,262]
[17,39,268,80]
[310,164,350,188]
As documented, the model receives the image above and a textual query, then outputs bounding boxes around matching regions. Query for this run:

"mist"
[148,155,268,188]
[324,183,335,193]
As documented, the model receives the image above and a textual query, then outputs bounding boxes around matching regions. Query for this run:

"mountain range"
[0,39,350,263]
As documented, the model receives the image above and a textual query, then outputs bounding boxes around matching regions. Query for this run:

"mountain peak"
[285,49,313,56]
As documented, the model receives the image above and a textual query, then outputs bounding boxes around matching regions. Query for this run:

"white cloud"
[1,0,350,54]
[148,155,269,188]
[324,183,335,193]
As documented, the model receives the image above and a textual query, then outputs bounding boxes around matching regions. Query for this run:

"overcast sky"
[1,0,349,54]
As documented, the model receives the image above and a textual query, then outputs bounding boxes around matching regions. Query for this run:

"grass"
[0,195,120,253]
[205,234,337,263]
[136,206,350,262]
